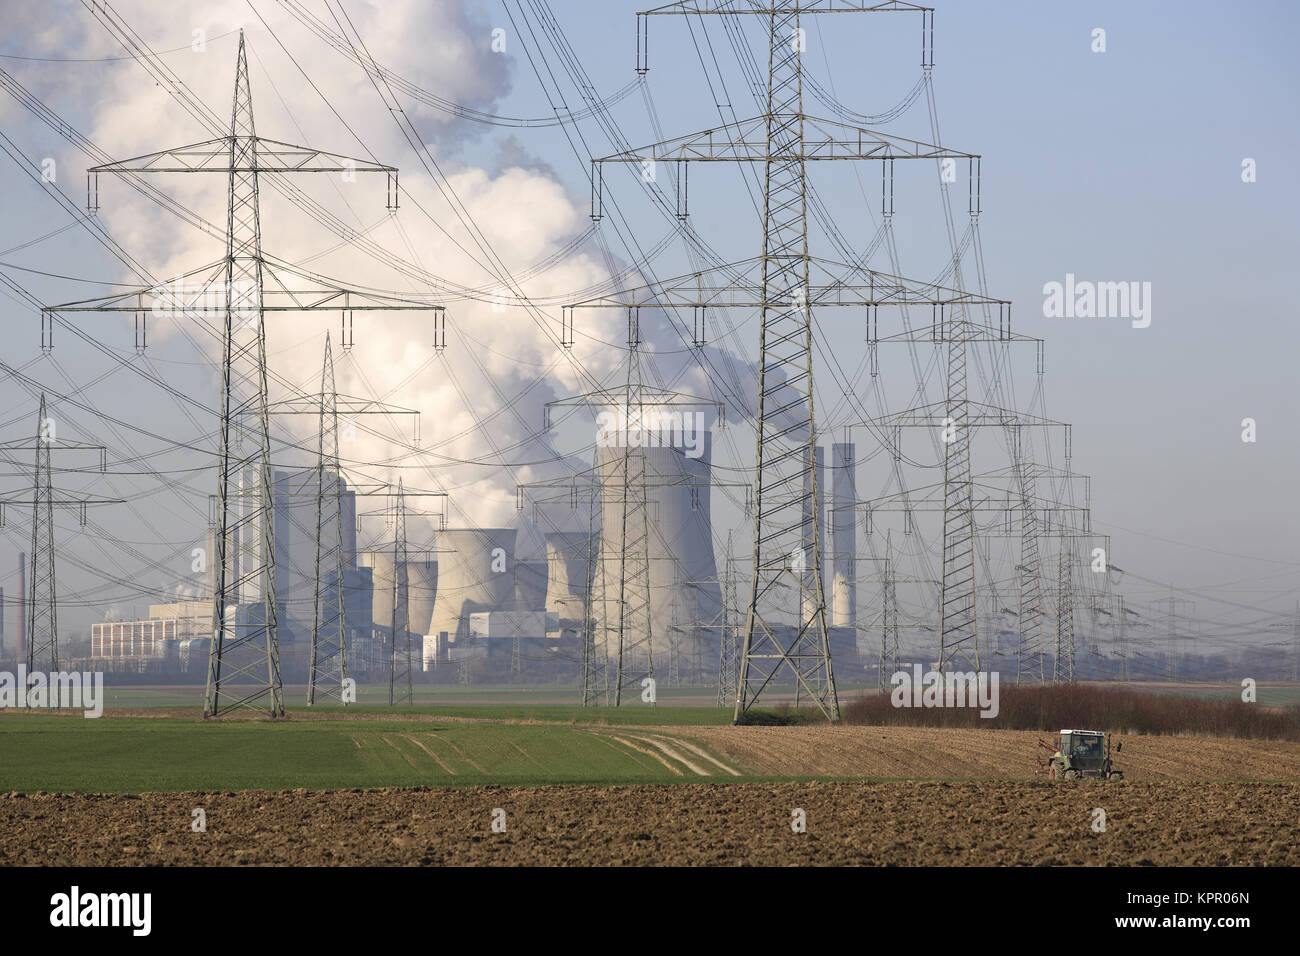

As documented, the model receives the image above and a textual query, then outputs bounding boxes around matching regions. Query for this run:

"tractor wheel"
[1064,769,1081,781]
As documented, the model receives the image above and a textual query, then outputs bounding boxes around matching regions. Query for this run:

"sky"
[0,0,1296,669]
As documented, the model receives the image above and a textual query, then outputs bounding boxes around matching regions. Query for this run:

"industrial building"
[592,428,724,683]
[78,433,863,684]
[88,468,372,674]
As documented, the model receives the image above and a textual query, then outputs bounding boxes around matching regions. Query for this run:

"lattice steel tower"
[55,32,441,716]
[207,33,281,717]
[735,3,833,719]
[1056,549,1075,683]
[591,1,961,721]
[717,531,741,706]
[25,396,56,673]
[308,336,348,705]
[389,480,412,706]
[579,449,607,706]
[879,531,901,689]
[1011,436,1045,683]
[609,346,656,704]
[0,394,115,674]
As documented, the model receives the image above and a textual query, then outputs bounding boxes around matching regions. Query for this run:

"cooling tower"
[545,530,594,624]
[407,558,437,635]
[359,551,396,626]
[428,528,517,642]
[830,442,857,627]
[596,431,722,682]
[513,519,549,612]
[361,553,436,634]
[514,561,548,612]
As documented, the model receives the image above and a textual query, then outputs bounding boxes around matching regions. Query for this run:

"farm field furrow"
[672,725,1300,781]
[2,781,1295,866]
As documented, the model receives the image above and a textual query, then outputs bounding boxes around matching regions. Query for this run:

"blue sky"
[0,0,1296,665]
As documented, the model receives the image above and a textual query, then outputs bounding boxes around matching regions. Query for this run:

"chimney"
[17,552,26,666]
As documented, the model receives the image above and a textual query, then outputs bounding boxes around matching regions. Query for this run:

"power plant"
[594,430,721,682]
[0,1,1290,725]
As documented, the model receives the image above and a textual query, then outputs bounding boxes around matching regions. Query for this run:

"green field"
[0,713,748,793]
[0,681,855,793]
[91,682,879,711]
[93,690,747,723]
[1121,682,1300,708]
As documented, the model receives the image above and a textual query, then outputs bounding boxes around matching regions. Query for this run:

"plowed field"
[3,781,1296,866]
[668,725,1300,780]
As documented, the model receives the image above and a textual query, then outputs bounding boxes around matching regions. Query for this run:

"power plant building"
[594,429,723,682]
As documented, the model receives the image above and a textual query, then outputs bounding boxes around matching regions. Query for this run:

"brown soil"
[671,725,1300,780]
[2,781,1295,866]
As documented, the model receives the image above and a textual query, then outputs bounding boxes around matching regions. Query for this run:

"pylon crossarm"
[546,385,721,410]
[852,400,1069,431]
[640,1,929,16]
[43,258,442,314]
[872,322,1036,345]
[89,136,395,175]
[855,480,1089,514]
[563,255,1004,311]
[594,114,972,165]
[265,395,419,416]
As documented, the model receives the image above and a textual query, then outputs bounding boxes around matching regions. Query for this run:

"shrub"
[840,683,1300,740]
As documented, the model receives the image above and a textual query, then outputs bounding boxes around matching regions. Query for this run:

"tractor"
[1037,729,1124,780]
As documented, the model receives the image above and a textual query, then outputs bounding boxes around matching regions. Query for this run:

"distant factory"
[81,435,864,684]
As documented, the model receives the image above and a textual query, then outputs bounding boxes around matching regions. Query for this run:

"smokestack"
[800,445,825,622]
[17,552,26,666]
[830,442,857,627]
[206,527,217,600]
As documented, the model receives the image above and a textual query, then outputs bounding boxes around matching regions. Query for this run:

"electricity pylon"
[879,532,901,689]
[1150,596,1195,683]
[1266,605,1300,683]
[47,33,442,717]
[1026,507,1108,683]
[24,397,55,675]
[1292,607,1299,683]
[610,348,654,704]
[1009,433,1046,683]
[717,531,741,706]
[579,449,606,706]
[1056,550,1075,683]
[389,480,412,706]
[573,1,985,721]
[858,463,1095,677]
[525,374,726,704]
[852,411,1070,666]
[308,335,347,706]
[1116,595,1129,681]
[0,394,116,674]
[257,339,419,705]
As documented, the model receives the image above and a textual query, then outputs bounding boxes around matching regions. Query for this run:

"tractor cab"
[1061,730,1106,773]
[1041,729,1124,780]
